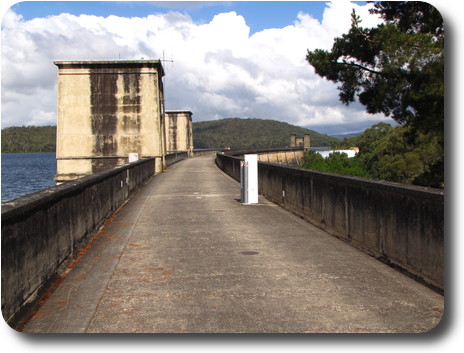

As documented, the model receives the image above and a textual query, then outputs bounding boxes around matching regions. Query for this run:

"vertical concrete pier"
[54,60,166,182]
[290,134,296,148]
[165,111,193,154]
[304,134,311,151]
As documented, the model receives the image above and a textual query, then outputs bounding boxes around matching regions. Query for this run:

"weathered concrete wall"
[193,149,223,157]
[54,61,166,182]
[221,147,305,166]
[216,153,444,292]
[1,158,155,326]
[290,135,310,150]
[257,150,304,166]
[165,111,193,154]
[165,151,189,167]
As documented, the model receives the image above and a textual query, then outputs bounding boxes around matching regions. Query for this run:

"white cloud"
[1,0,391,134]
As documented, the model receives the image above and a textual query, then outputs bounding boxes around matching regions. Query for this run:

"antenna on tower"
[161,50,174,70]
[160,50,174,114]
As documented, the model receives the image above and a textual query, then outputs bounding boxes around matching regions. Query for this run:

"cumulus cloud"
[1,0,393,134]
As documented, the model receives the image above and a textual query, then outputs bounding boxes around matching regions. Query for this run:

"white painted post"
[244,154,258,204]
[240,161,247,204]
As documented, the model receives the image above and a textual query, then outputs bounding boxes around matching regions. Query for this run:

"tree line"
[304,2,444,189]
[192,118,338,149]
[1,118,339,153]
[1,126,56,153]
[302,122,443,188]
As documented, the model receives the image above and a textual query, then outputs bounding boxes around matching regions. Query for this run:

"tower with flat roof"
[54,60,166,182]
[165,111,193,154]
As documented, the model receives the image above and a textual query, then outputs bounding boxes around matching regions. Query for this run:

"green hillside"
[193,118,338,149]
[1,119,338,153]
[1,126,56,153]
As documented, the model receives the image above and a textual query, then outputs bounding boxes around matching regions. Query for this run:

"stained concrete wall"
[192,149,222,157]
[223,147,305,167]
[216,153,444,292]
[1,158,155,326]
[54,61,166,182]
[165,111,193,154]
[257,150,305,166]
[165,151,189,167]
[289,135,310,150]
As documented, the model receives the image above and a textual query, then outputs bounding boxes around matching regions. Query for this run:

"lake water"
[0,149,332,203]
[1,153,57,203]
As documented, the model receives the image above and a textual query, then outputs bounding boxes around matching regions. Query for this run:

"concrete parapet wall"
[221,148,305,167]
[216,153,242,182]
[165,151,189,167]
[216,153,444,291]
[257,150,304,166]
[1,158,155,325]
[192,149,222,157]
[226,147,303,157]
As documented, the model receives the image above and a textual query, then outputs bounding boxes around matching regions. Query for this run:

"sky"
[0,0,448,135]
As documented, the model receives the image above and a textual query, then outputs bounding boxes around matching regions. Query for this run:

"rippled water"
[1,153,56,203]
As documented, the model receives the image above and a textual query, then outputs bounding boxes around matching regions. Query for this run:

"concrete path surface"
[22,155,444,333]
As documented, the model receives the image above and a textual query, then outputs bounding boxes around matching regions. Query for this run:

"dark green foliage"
[301,149,371,178]
[371,1,444,36]
[305,2,444,188]
[311,123,443,188]
[192,118,338,149]
[361,125,443,187]
[1,126,56,153]
[306,2,444,146]
[1,120,339,153]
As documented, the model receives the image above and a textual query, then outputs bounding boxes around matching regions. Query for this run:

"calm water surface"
[1,153,56,203]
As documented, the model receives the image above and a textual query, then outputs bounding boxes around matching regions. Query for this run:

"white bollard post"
[240,161,246,204]
[244,154,258,204]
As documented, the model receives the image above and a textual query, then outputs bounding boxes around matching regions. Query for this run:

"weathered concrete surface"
[216,153,444,292]
[21,155,444,333]
[165,111,193,154]
[54,60,166,181]
[2,158,155,326]
[257,150,304,166]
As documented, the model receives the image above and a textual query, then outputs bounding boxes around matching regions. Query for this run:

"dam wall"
[216,153,444,292]
[1,158,155,325]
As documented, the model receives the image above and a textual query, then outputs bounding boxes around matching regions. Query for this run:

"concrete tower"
[290,134,296,148]
[54,60,166,182]
[304,134,311,151]
[165,111,194,154]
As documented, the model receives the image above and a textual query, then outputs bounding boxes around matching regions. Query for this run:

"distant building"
[165,111,193,154]
[290,134,310,151]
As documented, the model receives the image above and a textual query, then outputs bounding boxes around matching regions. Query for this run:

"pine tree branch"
[338,60,384,75]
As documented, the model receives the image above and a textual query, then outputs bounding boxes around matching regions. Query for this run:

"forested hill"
[1,126,56,153]
[1,119,338,153]
[193,118,338,149]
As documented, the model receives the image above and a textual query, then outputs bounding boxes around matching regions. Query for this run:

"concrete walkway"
[22,155,444,333]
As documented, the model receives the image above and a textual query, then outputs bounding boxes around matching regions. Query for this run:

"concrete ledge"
[1,158,155,326]
[165,151,189,167]
[193,149,222,157]
[216,153,444,292]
